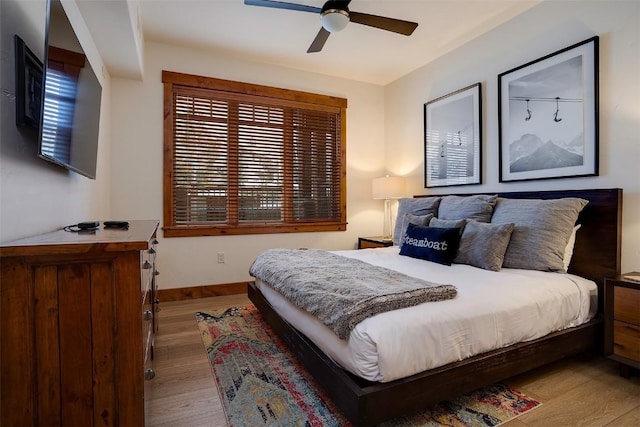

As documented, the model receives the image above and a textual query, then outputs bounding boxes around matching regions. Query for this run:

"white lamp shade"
[372,176,406,200]
[321,10,349,32]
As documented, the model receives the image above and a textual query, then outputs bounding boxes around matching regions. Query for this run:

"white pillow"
[563,224,581,271]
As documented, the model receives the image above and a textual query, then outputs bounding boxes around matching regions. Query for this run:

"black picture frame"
[498,36,599,182]
[424,83,482,188]
[14,34,43,130]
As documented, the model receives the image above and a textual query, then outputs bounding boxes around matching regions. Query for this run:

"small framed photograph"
[14,34,43,130]
[424,83,482,188]
[498,36,599,182]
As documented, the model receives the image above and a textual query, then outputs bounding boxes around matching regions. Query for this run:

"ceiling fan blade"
[349,12,418,36]
[307,27,330,53]
[244,0,322,14]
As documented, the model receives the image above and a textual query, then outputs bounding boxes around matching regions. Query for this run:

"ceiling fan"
[244,0,419,53]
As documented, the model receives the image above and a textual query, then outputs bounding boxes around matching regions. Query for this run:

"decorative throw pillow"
[399,223,461,266]
[491,197,588,272]
[398,213,434,244]
[454,221,515,271]
[393,197,441,245]
[438,194,498,222]
[429,217,467,232]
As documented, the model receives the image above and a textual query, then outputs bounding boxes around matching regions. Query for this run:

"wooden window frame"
[162,71,347,238]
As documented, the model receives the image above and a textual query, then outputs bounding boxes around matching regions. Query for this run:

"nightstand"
[604,273,640,378]
[358,236,394,249]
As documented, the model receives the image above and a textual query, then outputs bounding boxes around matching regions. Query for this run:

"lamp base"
[383,199,393,241]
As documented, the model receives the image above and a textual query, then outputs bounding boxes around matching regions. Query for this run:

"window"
[162,71,347,237]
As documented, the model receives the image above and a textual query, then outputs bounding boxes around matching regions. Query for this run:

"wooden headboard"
[416,188,622,312]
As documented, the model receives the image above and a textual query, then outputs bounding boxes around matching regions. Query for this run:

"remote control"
[78,221,100,230]
[104,221,129,229]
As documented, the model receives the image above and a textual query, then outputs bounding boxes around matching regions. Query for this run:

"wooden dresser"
[604,273,640,377]
[0,220,159,426]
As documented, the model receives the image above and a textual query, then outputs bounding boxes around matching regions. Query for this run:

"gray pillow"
[491,197,588,272]
[454,221,515,271]
[393,197,441,245]
[438,194,498,222]
[398,213,434,244]
[429,217,467,231]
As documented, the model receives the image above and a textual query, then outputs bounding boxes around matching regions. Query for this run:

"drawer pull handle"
[152,239,159,245]
[154,270,160,276]
[148,248,156,255]
[143,310,153,321]
[145,369,156,381]
[143,261,152,269]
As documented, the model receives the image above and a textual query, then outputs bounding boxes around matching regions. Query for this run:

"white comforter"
[255,246,597,383]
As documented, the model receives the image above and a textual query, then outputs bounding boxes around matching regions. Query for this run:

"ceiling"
[79,0,541,85]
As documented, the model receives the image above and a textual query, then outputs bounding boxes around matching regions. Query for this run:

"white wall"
[385,0,640,273]
[110,42,386,289]
[0,0,112,243]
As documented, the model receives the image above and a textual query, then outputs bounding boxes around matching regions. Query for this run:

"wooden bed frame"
[248,188,622,426]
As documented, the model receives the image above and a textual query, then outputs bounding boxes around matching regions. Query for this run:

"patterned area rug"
[196,305,541,427]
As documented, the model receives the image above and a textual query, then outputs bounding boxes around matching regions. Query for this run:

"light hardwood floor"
[147,295,640,427]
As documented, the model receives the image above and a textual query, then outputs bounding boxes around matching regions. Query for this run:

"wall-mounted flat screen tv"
[38,0,102,179]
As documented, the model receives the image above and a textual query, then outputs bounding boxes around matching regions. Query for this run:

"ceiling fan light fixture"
[321,9,349,32]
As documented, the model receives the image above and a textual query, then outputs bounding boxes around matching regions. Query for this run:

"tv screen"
[38,0,102,179]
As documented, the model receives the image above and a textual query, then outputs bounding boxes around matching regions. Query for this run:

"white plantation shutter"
[162,71,347,237]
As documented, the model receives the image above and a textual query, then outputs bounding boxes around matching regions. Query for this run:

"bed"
[248,188,622,426]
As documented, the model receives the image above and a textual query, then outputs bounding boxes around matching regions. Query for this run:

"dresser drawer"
[141,249,154,297]
[142,292,153,365]
[142,295,155,421]
[613,320,640,361]
[614,286,640,325]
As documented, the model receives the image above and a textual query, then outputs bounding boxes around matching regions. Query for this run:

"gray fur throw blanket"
[249,249,457,340]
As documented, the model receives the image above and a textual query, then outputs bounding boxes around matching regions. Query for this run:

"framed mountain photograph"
[498,37,599,182]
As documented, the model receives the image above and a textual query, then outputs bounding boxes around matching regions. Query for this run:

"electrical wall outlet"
[217,252,225,264]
